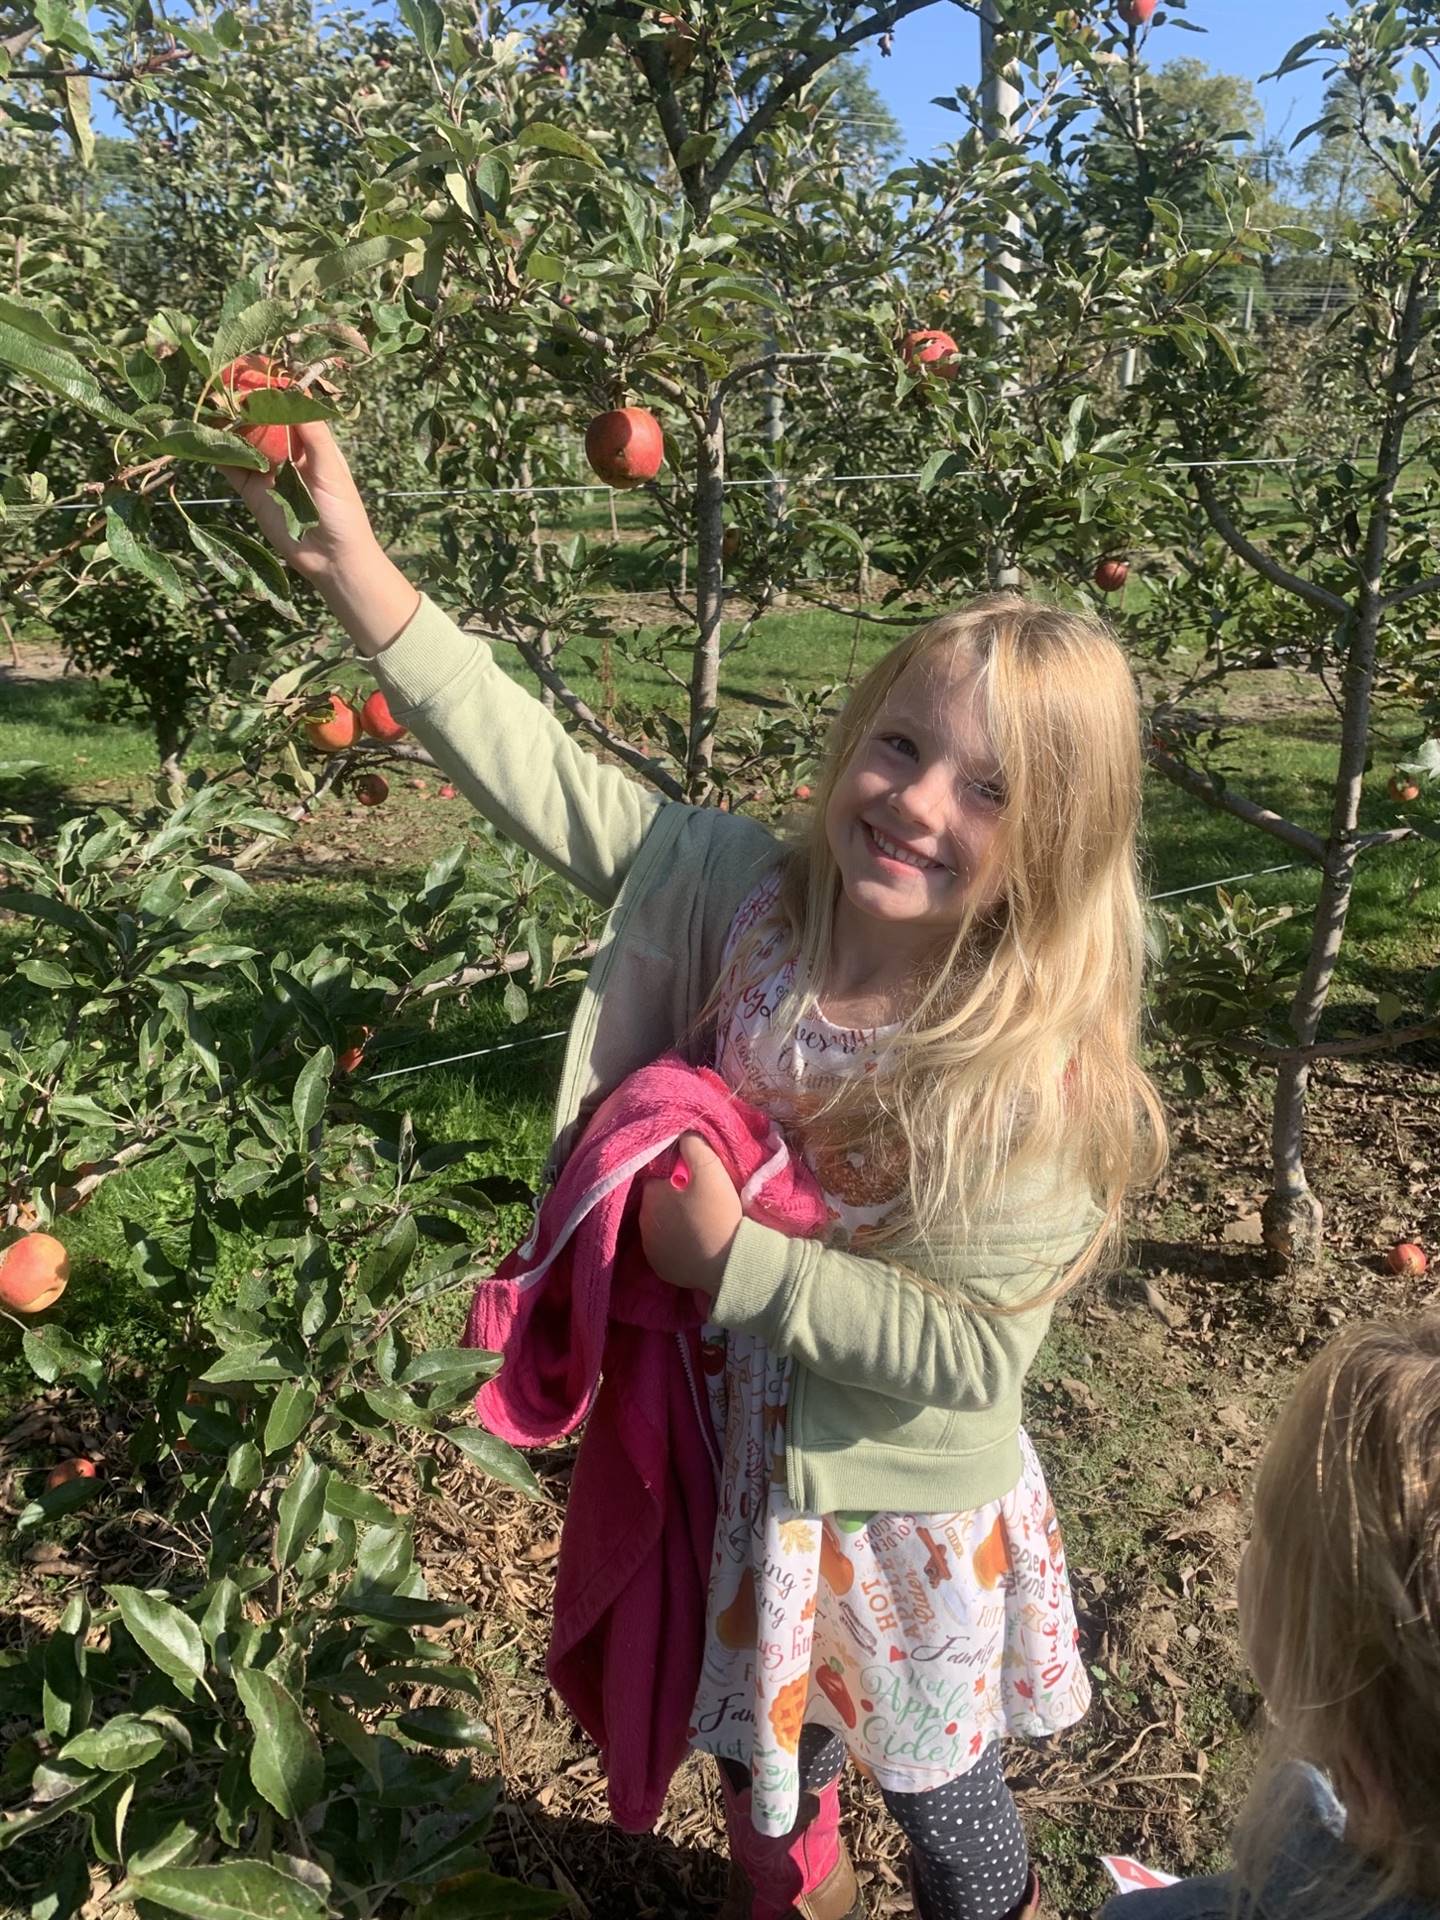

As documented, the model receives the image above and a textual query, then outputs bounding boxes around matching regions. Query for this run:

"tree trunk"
[520,456,554,710]
[689,408,726,790]
[1261,263,1430,1274]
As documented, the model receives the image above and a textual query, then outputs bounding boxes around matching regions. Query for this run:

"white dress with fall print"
[687,870,1090,1836]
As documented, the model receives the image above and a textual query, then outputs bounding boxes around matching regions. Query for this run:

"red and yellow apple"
[585,407,665,489]
[360,691,407,743]
[305,694,362,754]
[0,1232,69,1313]
[216,354,295,471]
[901,329,960,380]
[1388,773,1420,804]
[1386,1241,1428,1277]
[46,1457,98,1491]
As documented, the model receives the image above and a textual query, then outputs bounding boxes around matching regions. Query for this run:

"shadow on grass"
[486,1800,726,1919]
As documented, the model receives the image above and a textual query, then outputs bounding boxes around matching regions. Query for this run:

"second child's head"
[1236,1316,1440,1908]
[767,592,1166,1277]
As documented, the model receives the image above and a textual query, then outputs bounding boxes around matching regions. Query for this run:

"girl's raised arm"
[226,422,664,904]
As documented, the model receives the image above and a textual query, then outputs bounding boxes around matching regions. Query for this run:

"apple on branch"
[585,407,665,489]
[0,1232,69,1312]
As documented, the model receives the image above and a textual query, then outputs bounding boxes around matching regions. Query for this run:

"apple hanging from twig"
[585,407,665,489]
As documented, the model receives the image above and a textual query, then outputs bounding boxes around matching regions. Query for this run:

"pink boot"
[718,1773,861,1920]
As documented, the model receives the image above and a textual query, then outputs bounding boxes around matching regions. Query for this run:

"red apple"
[46,1457,98,1491]
[0,1232,69,1312]
[354,773,389,807]
[1388,773,1420,804]
[722,526,741,564]
[1093,556,1130,593]
[1386,1242,1428,1277]
[585,407,665,489]
[305,694,362,754]
[336,1030,369,1075]
[438,783,459,800]
[360,691,407,743]
[794,783,813,800]
[1118,0,1157,24]
[901,329,960,380]
[216,354,295,471]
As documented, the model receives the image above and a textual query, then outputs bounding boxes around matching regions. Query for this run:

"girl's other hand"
[639,1134,743,1294]
[220,418,382,589]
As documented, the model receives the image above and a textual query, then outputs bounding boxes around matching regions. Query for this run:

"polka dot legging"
[721,1728,1030,1920]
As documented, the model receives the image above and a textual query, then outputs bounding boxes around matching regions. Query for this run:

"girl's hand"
[639,1134,743,1295]
[220,419,383,589]
[222,420,419,656]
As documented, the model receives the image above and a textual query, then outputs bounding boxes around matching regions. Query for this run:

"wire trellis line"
[36,451,1312,517]
[364,859,1309,1084]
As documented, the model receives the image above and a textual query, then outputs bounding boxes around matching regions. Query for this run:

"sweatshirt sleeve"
[368,593,664,906]
[709,1165,1100,1412]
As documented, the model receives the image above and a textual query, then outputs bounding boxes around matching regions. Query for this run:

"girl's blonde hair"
[716,592,1167,1294]
[1234,1315,1440,1917]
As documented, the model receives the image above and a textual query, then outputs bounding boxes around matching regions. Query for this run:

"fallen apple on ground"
[46,1457,98,1490]
[1386,1241,1428,1277]
[354,773,389,807]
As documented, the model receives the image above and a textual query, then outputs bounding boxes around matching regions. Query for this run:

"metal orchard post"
[980,0,1022,588]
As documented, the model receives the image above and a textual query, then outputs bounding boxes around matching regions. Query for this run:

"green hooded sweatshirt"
[372,594,1101,1515]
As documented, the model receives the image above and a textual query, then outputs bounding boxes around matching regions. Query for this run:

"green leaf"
[517,121,603,168]
[127,1861,326,1920]
[233,1667,323,1819]
[58,1713,168,1772]
[397,0,443,57]
[200,1343,299,1385]
[324,1477,403,1528]
[0,296,136,432]
[61,74,93,168]
[444,1427,544,1499]
[107,1587,207,1700]
[337,1591,469,1627]
[397,1347,500,1392]
[309,235,410,293]
[406,1870,563,1919]
[292,1045,333,1136]
[22,1325,102,1392]
[145,424,266,469]
[275,1449,328,1567]
[356,1212,418,1306]
[393,1705,493,1750]
[262,1382,317,1454]
[210,298,292,372]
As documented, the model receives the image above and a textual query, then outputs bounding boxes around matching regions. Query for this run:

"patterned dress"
[688,871,1091,1837]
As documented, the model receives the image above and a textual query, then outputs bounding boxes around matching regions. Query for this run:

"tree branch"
[706,0,959,200]
[1226,1016,1440,1063]
[717,349,860,398]
[1146,745,1326,861]
[1185,460,1352,621]
[1382,571,1440,610]
[504,632,685,799]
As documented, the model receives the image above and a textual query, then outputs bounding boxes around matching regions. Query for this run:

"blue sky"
[860,2,1333,158]
[88,1,1335,159]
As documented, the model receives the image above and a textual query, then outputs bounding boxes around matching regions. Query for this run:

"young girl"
[229,424,1166,1920]
[1103,1316,1440,1920]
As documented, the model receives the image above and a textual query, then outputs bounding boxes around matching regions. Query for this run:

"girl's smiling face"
[824,646,1008,952]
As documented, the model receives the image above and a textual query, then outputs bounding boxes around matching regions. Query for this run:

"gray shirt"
[1099,1767,1437,1920]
